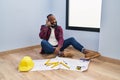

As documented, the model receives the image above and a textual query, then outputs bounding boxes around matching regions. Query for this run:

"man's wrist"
[45,24,48,27]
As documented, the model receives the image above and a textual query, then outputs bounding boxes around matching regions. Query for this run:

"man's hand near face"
[46,20,51,27]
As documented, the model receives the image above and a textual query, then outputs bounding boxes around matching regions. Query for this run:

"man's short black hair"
[47,14,54,19]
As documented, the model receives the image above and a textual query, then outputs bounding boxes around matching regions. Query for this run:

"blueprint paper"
[31,57,90,72]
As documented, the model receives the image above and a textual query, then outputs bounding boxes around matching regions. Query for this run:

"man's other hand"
[54,47,60,55]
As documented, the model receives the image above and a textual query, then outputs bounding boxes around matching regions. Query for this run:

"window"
[66,0,102,32]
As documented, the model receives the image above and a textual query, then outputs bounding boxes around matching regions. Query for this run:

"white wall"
[99,0,120,59]
[0,0,50,52]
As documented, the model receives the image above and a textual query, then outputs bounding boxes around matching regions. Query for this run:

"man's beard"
[51,22,57,28]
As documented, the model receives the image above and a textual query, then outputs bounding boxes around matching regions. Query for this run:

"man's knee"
[69,37,75,41]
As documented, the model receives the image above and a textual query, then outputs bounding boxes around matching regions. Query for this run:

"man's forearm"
[39,25,49,39]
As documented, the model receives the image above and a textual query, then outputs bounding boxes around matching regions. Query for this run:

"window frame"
[66,0,102,32]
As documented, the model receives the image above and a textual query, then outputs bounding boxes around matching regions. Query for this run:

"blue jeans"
[41,37,84,54]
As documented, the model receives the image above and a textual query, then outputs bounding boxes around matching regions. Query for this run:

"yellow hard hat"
[18,56,34,72]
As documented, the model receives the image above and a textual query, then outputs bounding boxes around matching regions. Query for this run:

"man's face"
[48,15,57,28]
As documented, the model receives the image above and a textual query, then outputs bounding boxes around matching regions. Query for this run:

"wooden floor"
[0,46,120,80]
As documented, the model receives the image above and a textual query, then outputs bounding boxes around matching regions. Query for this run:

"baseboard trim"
[97,56,120,65]
[0,45,40,56]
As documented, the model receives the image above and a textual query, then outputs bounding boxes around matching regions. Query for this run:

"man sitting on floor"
[39,14,100,59]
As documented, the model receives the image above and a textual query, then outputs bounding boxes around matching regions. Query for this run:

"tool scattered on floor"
[76,66,81,70]
[44,59,70,69]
